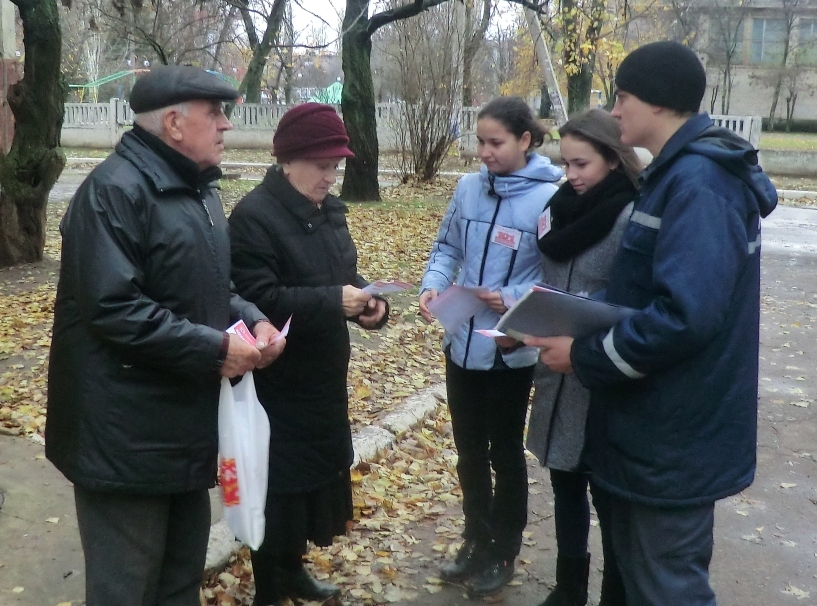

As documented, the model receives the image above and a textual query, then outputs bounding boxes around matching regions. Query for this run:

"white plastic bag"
[218,371,270,550]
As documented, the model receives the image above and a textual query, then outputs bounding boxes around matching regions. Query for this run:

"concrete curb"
[203,383,447,575]
[777,189,817,201]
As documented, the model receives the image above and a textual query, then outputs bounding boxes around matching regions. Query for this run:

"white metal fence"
[710,114,762,149]
[61,100,763,154]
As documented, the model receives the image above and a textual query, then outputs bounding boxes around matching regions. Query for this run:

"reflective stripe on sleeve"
[748,232,761,255]
[630,211,661,229]
[602,327,646,379]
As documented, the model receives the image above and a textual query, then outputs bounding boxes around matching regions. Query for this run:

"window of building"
[797,19,817,65]
[751,18,787,65]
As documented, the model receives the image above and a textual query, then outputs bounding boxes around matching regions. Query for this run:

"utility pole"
[524,8,568,125]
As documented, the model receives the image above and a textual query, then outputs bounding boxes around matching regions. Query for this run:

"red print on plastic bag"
[220,458,241,506]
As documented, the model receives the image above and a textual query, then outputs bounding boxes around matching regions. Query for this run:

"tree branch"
[368,0,451,36]
[236,0,259,48]
[504,0,549,15]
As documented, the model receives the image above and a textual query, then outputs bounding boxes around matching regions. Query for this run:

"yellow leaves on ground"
[0,282,55,437]
[0,178,456,437]
[202,410,463,605]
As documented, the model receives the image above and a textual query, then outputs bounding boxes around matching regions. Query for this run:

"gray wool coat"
[526,202,634,471]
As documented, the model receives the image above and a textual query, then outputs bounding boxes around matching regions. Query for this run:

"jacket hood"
[649,114,777,219]
[480,153,564,198]
[685,126,777,218]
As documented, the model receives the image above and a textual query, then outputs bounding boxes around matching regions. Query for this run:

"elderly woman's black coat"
[229,166,376,494]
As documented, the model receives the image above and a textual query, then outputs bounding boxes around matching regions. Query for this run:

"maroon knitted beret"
[272,103,355,162]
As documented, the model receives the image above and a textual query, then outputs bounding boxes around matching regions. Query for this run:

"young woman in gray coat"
[526,109,641,606]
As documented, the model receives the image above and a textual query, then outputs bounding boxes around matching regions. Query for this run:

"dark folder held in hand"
[494,285,636,341]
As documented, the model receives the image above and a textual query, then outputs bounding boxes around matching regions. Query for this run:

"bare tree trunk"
[785,92,797,132]
[720,63,731,114]
[566,62,593,115]
[768,76,782,131]
[230,0,286,109]
[340,0,452,202]
[341,3,381,201]
[282,5,294,104]
[561,0,604,114]
[768,22,792,132]
[210,5,238,70]
[539,81,551,118]
[0,0,66,268]
[461,0,491,107]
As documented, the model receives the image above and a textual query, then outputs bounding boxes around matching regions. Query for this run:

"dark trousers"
[550,469,590,558]
[74,486,211,606]
[446,357,534,561]
[552,471,624,594]
[602,487,717,606]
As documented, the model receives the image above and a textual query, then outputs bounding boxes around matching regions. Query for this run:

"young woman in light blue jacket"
[419,97,563,598]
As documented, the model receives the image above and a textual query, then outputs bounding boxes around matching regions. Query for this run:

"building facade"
[691,0,817,122]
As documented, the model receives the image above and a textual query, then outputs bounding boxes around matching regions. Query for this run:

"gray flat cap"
[129,66,239,113]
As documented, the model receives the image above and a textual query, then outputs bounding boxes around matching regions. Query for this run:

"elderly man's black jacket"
[46,128,265,494]
[229,166,387,494]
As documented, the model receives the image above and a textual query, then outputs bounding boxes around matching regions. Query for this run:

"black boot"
[598,563,626,606]
[464,557,515,598]
[537,554,590,606]
[275,564,342,601]
[439,538,490,584]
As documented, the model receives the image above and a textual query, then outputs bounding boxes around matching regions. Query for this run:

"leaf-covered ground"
[201,409,466,606]
[0,177,454,438]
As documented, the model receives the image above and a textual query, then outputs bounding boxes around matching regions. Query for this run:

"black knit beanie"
[615,41,706,113]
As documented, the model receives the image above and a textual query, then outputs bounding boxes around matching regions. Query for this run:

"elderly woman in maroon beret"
[229,103,389,606]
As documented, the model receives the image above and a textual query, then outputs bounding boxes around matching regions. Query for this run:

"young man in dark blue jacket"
[527,41,777,605]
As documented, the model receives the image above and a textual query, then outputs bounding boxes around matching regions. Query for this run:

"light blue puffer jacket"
[421,154,563,370]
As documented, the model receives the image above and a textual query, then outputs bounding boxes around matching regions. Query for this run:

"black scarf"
[132,123,222,190]
[537,170,637,262]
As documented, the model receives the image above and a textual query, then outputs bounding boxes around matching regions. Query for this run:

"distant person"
[419,96,563,599]
[528,41,777,605]
[228,103,389,606]
[527,108,640,606]
[46,66,285,606]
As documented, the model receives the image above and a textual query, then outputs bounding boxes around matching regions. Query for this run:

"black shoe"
[537,554,590,606]
[464,558,515,598]
[439,539,490,584]
[275,564,342,601]
[599,562,626,606]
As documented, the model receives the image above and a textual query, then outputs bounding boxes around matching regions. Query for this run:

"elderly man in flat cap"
[46,66,286,606]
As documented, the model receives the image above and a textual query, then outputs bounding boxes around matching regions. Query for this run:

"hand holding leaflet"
[361,280,414,295]
[425,285,490,333]
[227,319,256,345]
[272,315,292,343]
[229,316,291,346]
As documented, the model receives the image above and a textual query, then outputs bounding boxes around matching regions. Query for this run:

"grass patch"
[759,132,817,152]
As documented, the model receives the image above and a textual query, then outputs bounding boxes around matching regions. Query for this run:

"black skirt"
[258,469,353,556]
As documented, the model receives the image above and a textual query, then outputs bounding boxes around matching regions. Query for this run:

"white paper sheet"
[426,285,490,333]
[361,280,414,295]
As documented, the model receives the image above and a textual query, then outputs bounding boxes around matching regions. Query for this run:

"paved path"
[763,205,817,255]
[1,176,815,605]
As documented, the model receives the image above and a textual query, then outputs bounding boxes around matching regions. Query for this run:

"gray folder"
[495,286,636,340]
